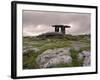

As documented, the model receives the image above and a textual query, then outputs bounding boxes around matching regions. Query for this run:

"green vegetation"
[23,51,39,69]
[70,49,83,67]
[23,34,90,69]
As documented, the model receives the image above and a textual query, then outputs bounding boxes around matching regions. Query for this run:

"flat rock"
[36,48,72,68]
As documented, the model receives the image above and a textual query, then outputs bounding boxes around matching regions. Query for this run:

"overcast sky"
[22,10,91,36]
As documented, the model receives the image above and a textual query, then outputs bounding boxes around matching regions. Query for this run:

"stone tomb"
[52,25,70,34]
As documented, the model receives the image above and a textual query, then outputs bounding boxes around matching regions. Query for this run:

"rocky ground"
[23,33,90,69]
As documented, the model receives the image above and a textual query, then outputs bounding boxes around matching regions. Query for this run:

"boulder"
[83,56,91,66]
[36,48,72,68]
[78,50,90,66]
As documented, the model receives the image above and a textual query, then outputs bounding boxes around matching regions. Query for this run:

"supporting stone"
[55,27,59,32]
[61,26,65,34]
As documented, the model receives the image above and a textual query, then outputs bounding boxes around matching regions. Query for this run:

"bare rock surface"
[78,51,90,66]
[36,48,72,68]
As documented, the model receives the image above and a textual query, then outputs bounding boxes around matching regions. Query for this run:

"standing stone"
[61,27,65,34]
[55,27,59,32]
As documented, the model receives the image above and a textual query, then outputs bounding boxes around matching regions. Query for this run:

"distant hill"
[37,32,64,38]
[35,32,90,41]
[23,32,90,41]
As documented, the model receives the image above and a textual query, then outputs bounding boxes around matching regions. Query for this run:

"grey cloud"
[23,10,91,36]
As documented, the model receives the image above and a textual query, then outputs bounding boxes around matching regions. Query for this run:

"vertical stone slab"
[61,27,65,34]
[55,27,59,32]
